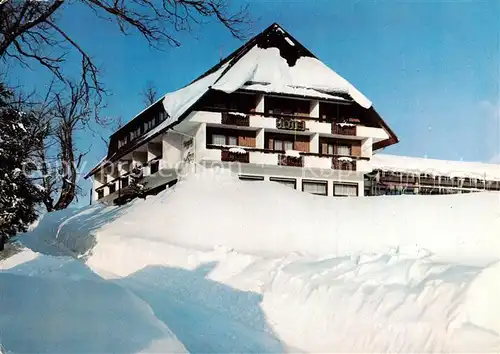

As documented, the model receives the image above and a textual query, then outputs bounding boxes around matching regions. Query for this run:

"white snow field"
[2,169,500,352]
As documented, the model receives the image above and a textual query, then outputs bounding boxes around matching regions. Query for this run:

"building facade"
[86,23,499,203]
[86,23,398,203]
[365,154,500,196]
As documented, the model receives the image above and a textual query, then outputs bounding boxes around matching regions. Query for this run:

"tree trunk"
[54,127,77,210]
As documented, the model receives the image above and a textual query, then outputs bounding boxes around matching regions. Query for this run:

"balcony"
[332,123,356,136]
[221,150,250,163]
[221,112,250,127]
[419,176,437,186]
[278,154,303,167]
[332,157,356,171]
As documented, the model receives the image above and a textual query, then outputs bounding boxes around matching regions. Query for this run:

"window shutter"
[268,138,274,150]
[321,143,328,154]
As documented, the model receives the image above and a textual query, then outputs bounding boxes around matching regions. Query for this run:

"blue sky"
[6,0,500,204]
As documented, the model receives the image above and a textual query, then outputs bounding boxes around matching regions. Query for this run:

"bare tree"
[140,81,159,107]
[31,81,93,212]
[0,0,251,102]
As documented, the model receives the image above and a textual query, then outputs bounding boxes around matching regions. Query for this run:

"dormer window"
[118,136,128,149]
[130,127,141,141]
[144,118,155,132]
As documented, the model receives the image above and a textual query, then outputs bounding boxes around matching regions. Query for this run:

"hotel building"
[85,23,500,203]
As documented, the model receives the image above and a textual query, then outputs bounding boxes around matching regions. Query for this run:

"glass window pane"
[303,181,327,195]
[228,136,237,146]
[284,141,294,151]
[270,178,296,189]
[274,140,283,150]
[327,144,334,155]
[213,134,226,145]
[337,145,350,156]
[334,184,357,196]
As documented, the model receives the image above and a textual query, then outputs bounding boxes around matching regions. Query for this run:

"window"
[228,136,237,146]
[303,180,327,196]
[108,183,116,194]
[333,183,358,197]
[130,127,141,141]
[118,136,128,149]
[239,175,264,181]
[270,177,296,189]
[212,134,237,146]
[323,143,334,155]
[212,134,226,145]
[158,111,167,122]
[265,96,310,116]
[144,119,155,132]
[121,176,129,188]
[97,189,104,199]
[336,145,351,156]
[274,139,294,151]
[150,160,159,174]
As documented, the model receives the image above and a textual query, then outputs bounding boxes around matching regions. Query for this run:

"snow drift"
[27,168,500,264]
[3,169,500,352]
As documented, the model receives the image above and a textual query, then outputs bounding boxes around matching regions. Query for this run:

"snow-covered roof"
[372,154,500,181]
[86,23,395,178]
[139,24,374,147]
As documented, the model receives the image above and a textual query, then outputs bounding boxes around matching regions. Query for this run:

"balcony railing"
[419,176,437,185]
[278,154,303,167]
[332,157,356,171]
[332,123,356,136]
[221,150,250,163]
[379,173,417,184]
[221,112,250,127]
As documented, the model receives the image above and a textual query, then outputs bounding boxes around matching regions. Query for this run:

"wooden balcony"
[278,154,303,167]
[332,157,356,171]
[331,123,356,136]
[221,112,250,127]
[221,150,250,163]
[419,176,437,185]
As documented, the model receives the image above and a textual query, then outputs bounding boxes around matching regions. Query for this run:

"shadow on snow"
[0,256,285,353]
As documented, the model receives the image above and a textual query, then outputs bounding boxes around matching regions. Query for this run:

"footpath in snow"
[1,169,500,352]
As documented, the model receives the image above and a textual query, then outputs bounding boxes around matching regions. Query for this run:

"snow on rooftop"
[146,41,372,144]
[372,154,500,180]
[212,47,372,108]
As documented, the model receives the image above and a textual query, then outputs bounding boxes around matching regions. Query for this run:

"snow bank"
[42,169,499,265]
[0,249,187,353]
[8,170,500,352]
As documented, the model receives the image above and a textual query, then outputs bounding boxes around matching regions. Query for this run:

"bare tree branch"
[140,80,159,107]
[1,0,251,104]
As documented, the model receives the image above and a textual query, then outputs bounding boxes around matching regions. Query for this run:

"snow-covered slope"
[0,249,188,353]
[2,169,500,352]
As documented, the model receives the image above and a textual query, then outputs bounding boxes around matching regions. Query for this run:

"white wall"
[249,151,279,165]
[310,100,319,118]
[249,115,276,129]
[357,126,389,140]
[361,138,373,158]
[310,133,319,154]
[256,128,265,149]
[188,111,221,124]
[255,94,265,113]
[162,132,183,168]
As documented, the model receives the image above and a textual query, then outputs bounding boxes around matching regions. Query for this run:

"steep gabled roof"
[86,23,398,178]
